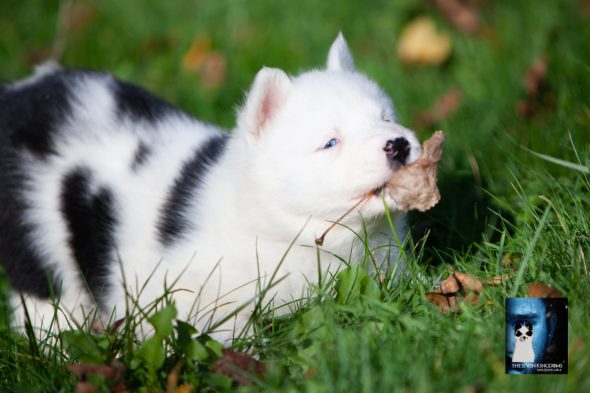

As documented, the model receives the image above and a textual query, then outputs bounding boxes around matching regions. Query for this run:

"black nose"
[384,137,410,165]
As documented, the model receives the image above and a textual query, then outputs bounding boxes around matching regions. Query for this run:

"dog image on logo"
[0,34,421,342]
[512,321,535,363]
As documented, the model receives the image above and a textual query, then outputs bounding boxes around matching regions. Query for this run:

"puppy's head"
[514,321,533,342]
[236,34,420,226]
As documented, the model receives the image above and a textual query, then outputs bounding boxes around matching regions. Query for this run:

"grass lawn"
[1,0,589,391]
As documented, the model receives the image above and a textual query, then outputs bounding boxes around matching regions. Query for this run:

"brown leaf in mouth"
[386,131,446,212]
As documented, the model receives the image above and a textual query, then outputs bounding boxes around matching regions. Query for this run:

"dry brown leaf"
[210,349,267,386]
[524,56,548,95]
[174,384,194,393]
[182,37,227,88]
[398,17,452,66]
[435,273,461,294]
[74,381,98,393]
[427,271,503,313]
[528,283,564,298]
[68,363,127,393]
[166,362,182,393]
[61,3,99,33]
[434,0,482,34]
[516,56,554,118]
[200,52,227,89]
[426,292,459,313]
[182,37,212,72]
[416,88,462,128]
[386,131,446,212]
[454,271,484,293]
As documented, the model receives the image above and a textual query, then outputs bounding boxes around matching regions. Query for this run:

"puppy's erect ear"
[327,32,356,72]
[238,67,291,139]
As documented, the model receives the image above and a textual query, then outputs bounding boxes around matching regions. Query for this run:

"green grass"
[1,0,590,391]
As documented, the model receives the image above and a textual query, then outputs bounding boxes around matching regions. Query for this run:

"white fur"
[512,326,535,362]
[9,35,421,342]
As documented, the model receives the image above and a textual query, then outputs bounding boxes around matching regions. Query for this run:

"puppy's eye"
[323,138,339,149]
[516,331,522,337]
[526,331,532,336]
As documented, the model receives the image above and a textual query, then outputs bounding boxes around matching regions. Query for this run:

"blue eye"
[323,138,339,149]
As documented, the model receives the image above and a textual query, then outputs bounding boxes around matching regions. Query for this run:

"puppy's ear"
[238,67,291,139]
[327,32,356,72]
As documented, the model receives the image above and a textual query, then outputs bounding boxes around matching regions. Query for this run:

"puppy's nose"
[384,137,410,165]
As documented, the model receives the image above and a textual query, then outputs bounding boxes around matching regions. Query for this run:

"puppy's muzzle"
[384,137,410,166]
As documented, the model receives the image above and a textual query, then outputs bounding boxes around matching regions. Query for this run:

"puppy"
[512,321,535,362]
[0,34,420,341]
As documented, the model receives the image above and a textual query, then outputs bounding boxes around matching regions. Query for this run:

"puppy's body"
[0,36,420,341]
[512,324,535,362]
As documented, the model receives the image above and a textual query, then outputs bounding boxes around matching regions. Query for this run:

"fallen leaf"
[427,271,500,313]
[426,292,459,313]
[438,272,460,294]
[67,363,127,393]
[434,0,482,34]
[61,3,99,33]
[200,52,227,89]
[175,384,194,393]
[210,349,267,386]
[454,271,484,293]
[166,362,182,393]
[516,56,554,118]
[528,283,564,298]
[398,17,452,66]
[182,37,227,88]
[416,88,462,128]
[386,131,446,212]
[524,56,548,95]
[74,381,98,393]
[182,37,212,72]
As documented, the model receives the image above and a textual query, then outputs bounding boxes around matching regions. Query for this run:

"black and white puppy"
[0,35,420,341]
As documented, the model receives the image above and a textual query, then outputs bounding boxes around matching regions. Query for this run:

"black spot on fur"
[114,79,180,122]
[0,154,58,298]
[60,168,118,303]
[0,70,71,157]
[157,135,227,245]
[131,141,151,171]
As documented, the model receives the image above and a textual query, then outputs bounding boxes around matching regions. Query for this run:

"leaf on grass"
[182,36,227,88]
[426,292,459,313]
[174,384,195,393]
[434,0,482,34]
[416,88,462,128]
[454,271,484,293]
[427,271,499,313]
[528,283,564,298]
[67,362,127,393]
[516,56,555,118]
[210,349,267,386]
[397,17,452,66]
[61,3,99,33]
